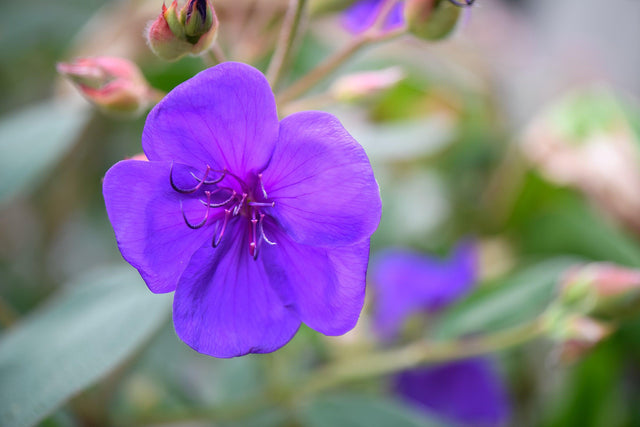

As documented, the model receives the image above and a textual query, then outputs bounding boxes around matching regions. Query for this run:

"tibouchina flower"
[372,241,476,339]
[394,358,511,427]
[343,0,405,34]
[103,62,381,358]
[371,242,510,426]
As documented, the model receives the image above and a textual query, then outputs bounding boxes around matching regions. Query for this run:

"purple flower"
[102,62,381,358]
[371,241,476,339]
[394,358,511,427]
[343,0,405,34]
[371,242,511,426]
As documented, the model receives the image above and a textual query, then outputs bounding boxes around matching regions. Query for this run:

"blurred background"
[1,0,640,426]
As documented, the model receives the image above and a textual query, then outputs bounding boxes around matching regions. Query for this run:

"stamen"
[248,201,275,207]
[212,209,232,247]
[258,213,276,246]
[257,173,268,199]
[200,190,237,208]
[180,193,211,229]
[170,163,210,194]
[191,168,225,185]
[447,0,475,6]
[233,193,247,216]
[250,211,258,260]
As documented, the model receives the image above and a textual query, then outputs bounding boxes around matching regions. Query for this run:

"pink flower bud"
[555,316,612,364]
[561,263,640,317]
[331,67,405,102]
[146,0,218,61]
[57,57,155,116]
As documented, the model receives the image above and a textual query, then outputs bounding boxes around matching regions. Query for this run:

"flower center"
[169,163,276,259]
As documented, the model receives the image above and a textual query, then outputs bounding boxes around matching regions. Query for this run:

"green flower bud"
[404,0,465,41]
[146,0,219,61]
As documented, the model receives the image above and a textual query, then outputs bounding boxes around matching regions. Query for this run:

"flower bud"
[146,0,218,61]
[57,57,155,116]
[404,0,464,41]
[560,263,640,318]
[555,316,612,364]
[330,67,404,102]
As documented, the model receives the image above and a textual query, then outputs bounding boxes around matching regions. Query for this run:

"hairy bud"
[146,0,219,61]
[404,0,466,41]
[57,57,156,116]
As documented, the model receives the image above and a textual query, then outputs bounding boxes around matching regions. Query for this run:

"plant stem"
[276,26,406,106]
[0,295,18,327]
[296,318,546,397]
[266,0,308,87]
[208,44,228,65]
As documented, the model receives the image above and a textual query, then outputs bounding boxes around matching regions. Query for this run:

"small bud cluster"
[147,0,219,61]
[404,0,472,41]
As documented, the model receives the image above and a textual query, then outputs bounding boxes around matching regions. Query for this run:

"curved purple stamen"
[212,209,232,247]
[447,0,475,7]
[180,192,211,229]
[200,190,237,208]
[191,169,226,185]
[170,163,216,194]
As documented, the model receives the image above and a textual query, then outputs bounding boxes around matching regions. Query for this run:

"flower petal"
[264,111,381,247]
[371,241,477,339]
[103,160,213,293]
[394,358,511,427]
[173,219,301,358]
[343,0,405,34]
[142,62,279,178]
[261,226,370,335]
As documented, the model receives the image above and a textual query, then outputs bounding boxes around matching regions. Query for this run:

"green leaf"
[301,394,446,427]
[0,265,172,427]
[0,99,90,204]
[435,257,580,339]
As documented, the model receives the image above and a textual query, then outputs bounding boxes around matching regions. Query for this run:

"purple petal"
[343,0,405,34]
[103,160,212,293]
[264,111,381,247]
[142,62,279,178]
[371,241,477,339]
[394,358,511,427]
[173,219,301,358]
[261,225,370,335]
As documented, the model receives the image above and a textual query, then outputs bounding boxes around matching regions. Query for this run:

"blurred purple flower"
[395,358,511,427]
[343,0,405,34]
[103,62,381,358]
[372,241,510,426]
[372,241,477,339]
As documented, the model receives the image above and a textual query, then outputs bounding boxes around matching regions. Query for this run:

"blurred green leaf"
[0,99,90,205]
[301,394,445,427]
[435,257,580,339]
[0,265,171,427]
[509,173,640,267]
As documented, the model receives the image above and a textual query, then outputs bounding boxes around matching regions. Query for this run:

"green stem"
[266,0,308,87]
[276,26,406,106]
[0,295,18,327]
[207,44,228,65]
[295,318,546,397]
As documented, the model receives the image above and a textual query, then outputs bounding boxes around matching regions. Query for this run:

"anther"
[248,201,275,207]
[258,173,268,199]
[170,162,210,194]
[180,194,211,229]
[233,193,248,216]
[191,167,225,185]
[212,209,232,247]
[258,213,276,246]
[447,0,475,6]
[200,190,237,208]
